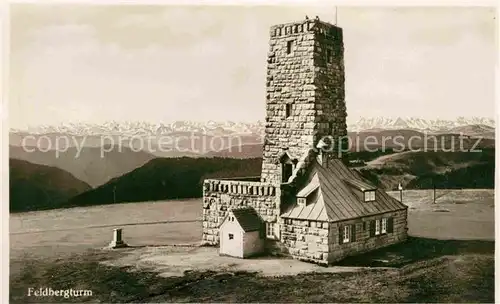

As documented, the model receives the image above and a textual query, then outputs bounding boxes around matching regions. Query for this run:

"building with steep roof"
[219,207,265,258]
[202,17,408,265]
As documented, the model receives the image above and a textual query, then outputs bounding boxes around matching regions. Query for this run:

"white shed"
[219,207,265,258]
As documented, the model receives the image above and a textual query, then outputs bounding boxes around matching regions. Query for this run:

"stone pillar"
[109,228,128,248]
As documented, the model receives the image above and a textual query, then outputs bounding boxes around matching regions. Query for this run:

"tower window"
[286,40,294,54]
[326,48,332,63]
[285,104,292,118]
[282,163,293,183]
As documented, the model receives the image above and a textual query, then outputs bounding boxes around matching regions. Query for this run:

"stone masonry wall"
[313,23,348,154]
[281,218,330,265]
[261,19,347,183]
[327,209,408,263]
[202,179,280,244]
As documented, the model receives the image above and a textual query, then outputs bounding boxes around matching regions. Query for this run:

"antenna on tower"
[335,6,338,25]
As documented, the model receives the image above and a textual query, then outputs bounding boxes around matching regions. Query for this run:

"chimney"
[317,150,329,167]
[316,139,329,167]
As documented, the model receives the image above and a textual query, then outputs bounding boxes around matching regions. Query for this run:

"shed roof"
[343,178,377,191]
[228,207,263,232]
[281,158,407,222]
[296,174,320,197]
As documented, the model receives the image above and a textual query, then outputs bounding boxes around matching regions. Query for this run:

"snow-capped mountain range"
[347,117,495,132]
[10,117,495,136]
[11,121,266,137]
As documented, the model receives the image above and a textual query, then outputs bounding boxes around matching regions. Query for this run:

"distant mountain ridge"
[10,145,156,187]
[10,159,91,212]
[10,116,495,136]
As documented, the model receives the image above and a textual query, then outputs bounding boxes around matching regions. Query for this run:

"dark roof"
[281,158,407,222]
[229,207,263,232]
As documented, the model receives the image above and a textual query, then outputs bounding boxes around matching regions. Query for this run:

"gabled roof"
[224,207,263,232]
[281,158,407,222]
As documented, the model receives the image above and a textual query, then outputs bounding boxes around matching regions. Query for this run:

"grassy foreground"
[10,238,494,303]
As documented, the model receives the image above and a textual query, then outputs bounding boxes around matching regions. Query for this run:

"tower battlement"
[269,18,343,40]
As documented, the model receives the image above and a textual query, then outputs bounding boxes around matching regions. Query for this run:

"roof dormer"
[296,174,320,206]
[344,178,377,202]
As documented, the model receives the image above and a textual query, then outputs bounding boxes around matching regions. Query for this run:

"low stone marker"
[108,228,128,248]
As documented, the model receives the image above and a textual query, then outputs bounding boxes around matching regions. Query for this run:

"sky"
[9,5,497,128]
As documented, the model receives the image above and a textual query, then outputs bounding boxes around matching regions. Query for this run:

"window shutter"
[338,226,343,244]
[351,224,356,242]
[369,220,375,237]
[388,217,394,233]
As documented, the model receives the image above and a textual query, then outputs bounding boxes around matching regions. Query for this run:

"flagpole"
[335,6,338,25]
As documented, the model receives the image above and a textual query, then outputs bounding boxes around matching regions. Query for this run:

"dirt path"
[104,246,381,277]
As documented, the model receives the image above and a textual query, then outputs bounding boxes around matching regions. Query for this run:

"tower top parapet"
[269,17,342,39]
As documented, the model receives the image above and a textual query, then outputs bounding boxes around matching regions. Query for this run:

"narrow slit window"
[326,48,332,63]
[286,104,292,118]
[287,40,294,54]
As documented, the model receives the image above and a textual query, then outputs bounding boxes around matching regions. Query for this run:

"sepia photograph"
[6,2,497,302]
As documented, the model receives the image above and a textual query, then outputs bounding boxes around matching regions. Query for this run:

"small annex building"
[219,207,265,258]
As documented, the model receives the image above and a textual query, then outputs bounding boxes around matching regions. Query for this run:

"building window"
[266,222,276,239]
[228,233,234,240]
[297,197,306,206]
[285,104,292,118]
[326,48,332,63]
[266,223,274,237]
[343,225,350,243]
[382,218,387,234]
[286,40,294,54]
[340,224,356,244]
[375,219,380,235]
[364,191,376,202]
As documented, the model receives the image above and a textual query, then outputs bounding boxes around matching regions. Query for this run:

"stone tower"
[261,18,347,184]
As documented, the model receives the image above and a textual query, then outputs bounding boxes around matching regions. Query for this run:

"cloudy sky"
[9,5,496,128]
